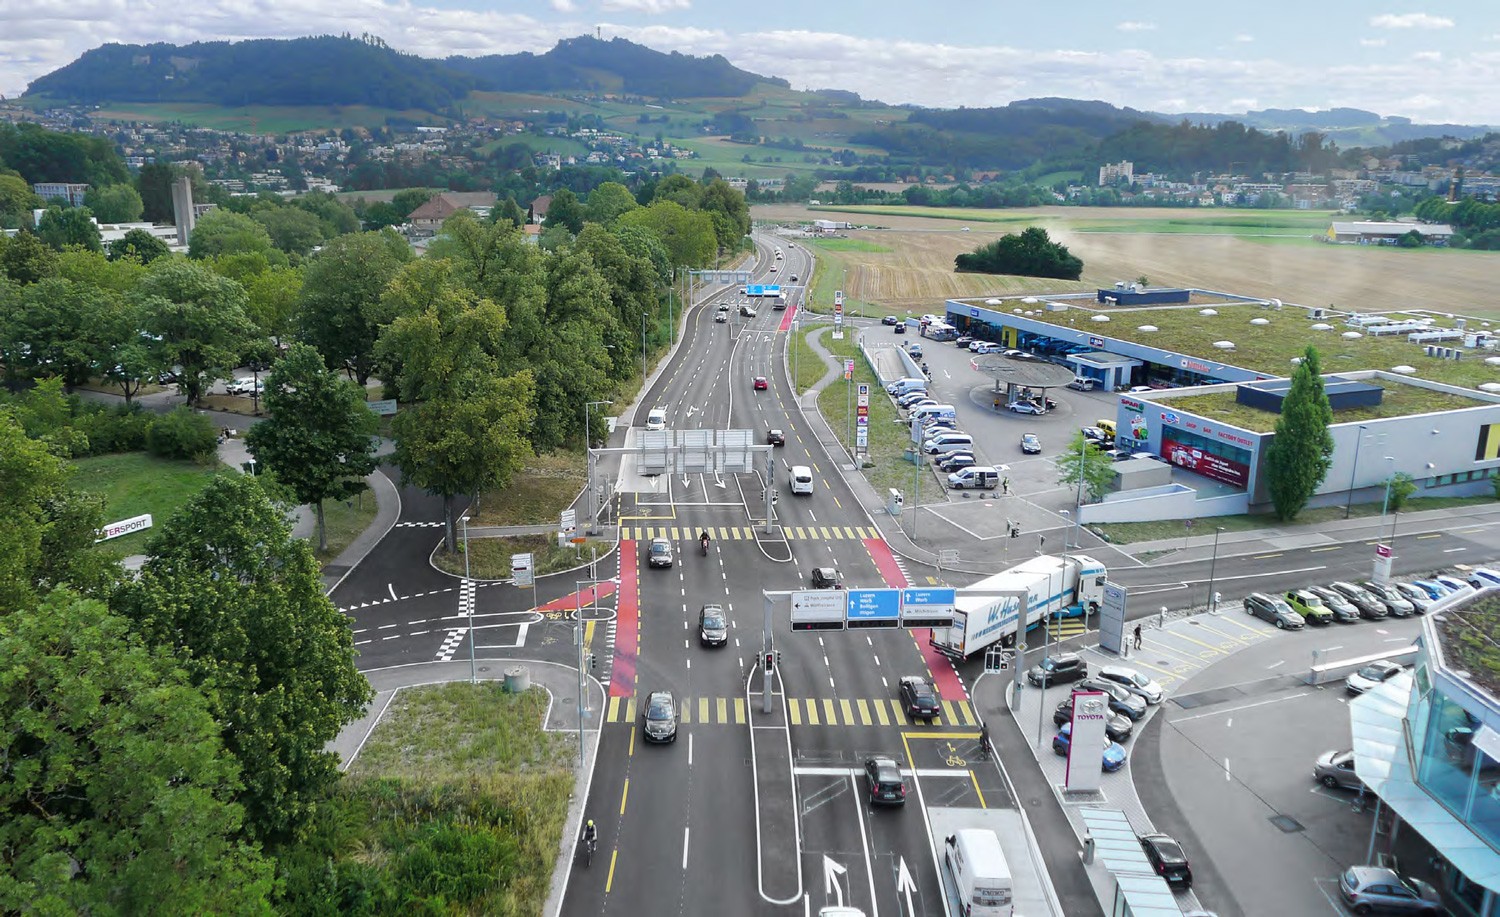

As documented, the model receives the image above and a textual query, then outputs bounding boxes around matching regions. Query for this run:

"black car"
[954,335,973,347]
[1026,652,1087,687]
[936,452,979,473]
[893,323,906,335]
[1053,698,1133,742]
[863,755,906,806]
[881,315,899,326]
[1139,833,1192,889]
[811,567,844,589]
[641,690,678,743]
[698,604,728,648]
[899,675,941,720]
[767,428,785,446]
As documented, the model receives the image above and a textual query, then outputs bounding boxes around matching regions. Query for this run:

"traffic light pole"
[762,592,775,714]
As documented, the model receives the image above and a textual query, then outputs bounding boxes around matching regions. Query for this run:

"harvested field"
[759,205,1500,319]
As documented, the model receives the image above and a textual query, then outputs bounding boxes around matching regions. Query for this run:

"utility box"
[888,489,904,516]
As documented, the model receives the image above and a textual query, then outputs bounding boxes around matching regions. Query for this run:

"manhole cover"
[1269,814,1304,833]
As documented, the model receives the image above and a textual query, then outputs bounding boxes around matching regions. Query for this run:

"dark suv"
[811,567,844,589]
[1026,652,1087,687]
[899,675,941,720]
[1243,592,1305,630]
[863,755,907,806]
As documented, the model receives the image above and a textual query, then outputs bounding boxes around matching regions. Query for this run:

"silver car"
[1096,666,1165,705]
[1314,750,1365,791]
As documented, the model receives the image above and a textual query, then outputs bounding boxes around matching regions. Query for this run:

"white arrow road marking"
[897,857,917,916]
[822,855,847,906]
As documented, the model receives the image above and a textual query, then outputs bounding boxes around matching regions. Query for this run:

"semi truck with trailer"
[931,554,1106,659]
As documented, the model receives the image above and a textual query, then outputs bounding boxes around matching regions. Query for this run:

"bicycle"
[581,835,596,867]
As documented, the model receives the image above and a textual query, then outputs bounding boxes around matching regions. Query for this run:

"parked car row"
[1243,572,1477,631]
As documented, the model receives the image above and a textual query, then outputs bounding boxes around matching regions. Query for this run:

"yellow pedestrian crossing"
[604,696,977,728]
[619,525,879,541]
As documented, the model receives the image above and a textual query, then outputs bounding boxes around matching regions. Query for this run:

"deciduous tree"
[1264,345,1336,520]
[122,474,373,844]
[188,208,279,262]
[0,590,275,913]
[106,227,171,264]
[297,229,412,385]
[377,259,535,552]
[134,259,257,405]
[36,205,103,252]
[1055,430,1118,502]
[83,182,144,223]
[246,343,379,552]
[617,199,717,268]
[585,181,639,227]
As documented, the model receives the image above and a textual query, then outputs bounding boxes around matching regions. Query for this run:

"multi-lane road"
[328,232,1500,917]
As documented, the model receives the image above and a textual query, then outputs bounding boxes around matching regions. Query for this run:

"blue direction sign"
[901,587,956,628]
[846,588,901,630]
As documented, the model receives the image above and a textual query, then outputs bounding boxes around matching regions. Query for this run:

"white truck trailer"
[930,554,1106,659]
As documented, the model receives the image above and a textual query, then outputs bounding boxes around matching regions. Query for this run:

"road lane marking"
[689,734,694,767]
[699,697,710,723]
[683,827,690,869]
[789,699,803,726]
[1172,691,1313,722]
[606,849,618,892]
[1255,553,1283,559]
[839,699,854,725]
[874,701,890,727]
[806,702,820,725]
[718,697,729,723]
[970,771,987,809]
[620,778,629,815]
[823,699,837,723]
[856,700,872,726]
[734,698,747,724]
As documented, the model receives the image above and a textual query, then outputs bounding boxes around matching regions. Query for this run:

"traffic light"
[586,652,597,671]
[776,651,783,666]
[763,652,774,673]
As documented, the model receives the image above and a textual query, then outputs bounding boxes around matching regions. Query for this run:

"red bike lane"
[609,542,638,697]
[863,536,969,701]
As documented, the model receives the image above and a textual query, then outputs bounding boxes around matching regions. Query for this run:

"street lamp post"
[1036,537,1057,746]
[640,312,648,390]
[584,400,613,532]
[462,515,475,684]
[1205,526,1224,614]
[1344,424,1368,519]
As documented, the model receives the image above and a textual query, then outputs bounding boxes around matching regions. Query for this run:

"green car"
[1285,589,1334,625]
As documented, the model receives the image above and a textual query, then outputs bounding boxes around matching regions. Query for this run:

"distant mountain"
[444,36,787,99]
[23,34,787,112]
[1168,106,1496,146]
[25,35,475,111]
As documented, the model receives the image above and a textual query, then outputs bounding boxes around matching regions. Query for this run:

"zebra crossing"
[604,695,978,728]
[620,524,880,542]
[394,521,445,528]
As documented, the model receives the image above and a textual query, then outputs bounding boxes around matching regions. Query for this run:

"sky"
[3,0,1499,123]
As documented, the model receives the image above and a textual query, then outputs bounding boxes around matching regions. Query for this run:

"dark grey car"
[1243,592,1305,630]
[1362,581,1416,618]
[698,604,727,648]
[1329,581,1389,619]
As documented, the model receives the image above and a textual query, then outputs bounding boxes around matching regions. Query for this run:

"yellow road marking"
[891,699,907,723]
[833,495,843,510]
[733,698,746,724]
[840,699,854,725]
[1255,552,1283,559]
[717,697,728,723]
[807,699,820,725]
[698,697,709,723]
[625,698,637,722]
[823,698,837,724]
[943,700,961,723]
[970,771,987,809]
[628,727,635,756]
[1417,533,1440,540]
[620,778,629,815]
[608,696,621,722]
[874,700,890,726]
[606,849,619,892]
[789,698,803,726]
[856,699,872,726]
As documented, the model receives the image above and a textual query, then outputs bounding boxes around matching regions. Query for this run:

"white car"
[1007,401,1045,415]
[1345,660,1405,696]
[1096,666,1165,705]
[227,378,263,396]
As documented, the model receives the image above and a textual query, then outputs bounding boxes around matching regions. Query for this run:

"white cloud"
[1116,21,1156,32]
[1370,13,1454,29]
[1412,50,1442,61]
[1360,38,1388,47]
[549,0,577,11]
[1233,34,1254,43]
[599,0,690,13]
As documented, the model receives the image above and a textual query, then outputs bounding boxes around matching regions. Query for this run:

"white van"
[909,404,957,426]
[789,465,814,495]
[948,466,1000,490]
[645,408,667,431]
[923,432,974,455]
[944,829,1013,917]
[886,377,926,395]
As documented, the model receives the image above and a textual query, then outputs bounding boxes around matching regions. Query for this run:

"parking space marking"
[1170,690,1313,722]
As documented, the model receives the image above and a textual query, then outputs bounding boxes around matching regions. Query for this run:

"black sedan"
[936,452,979,473]
[767,428,785,446]
[1139,833,1192,889]
[899,675,941,720]
[881,315,899,326]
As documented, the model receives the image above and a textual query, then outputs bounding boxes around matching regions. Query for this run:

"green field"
[806,238,892,253]
[84,102,442,133]
[74,453,225,555]
[280,683,573,916]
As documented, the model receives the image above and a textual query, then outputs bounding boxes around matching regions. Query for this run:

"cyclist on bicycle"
[583,819,597,847]
[979,721,992,759]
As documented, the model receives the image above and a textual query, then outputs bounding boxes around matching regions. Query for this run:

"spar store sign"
[96,513,153,543]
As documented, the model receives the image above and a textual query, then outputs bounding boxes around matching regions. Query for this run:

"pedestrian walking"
[1133,624,1143,650]
[1001,477,1010,495]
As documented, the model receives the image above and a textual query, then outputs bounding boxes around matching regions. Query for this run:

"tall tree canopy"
[297,229,413,385]
[134,258,258,404]
[120,474,373,844]
[0,590,275,912]
[1264,345,1336,521]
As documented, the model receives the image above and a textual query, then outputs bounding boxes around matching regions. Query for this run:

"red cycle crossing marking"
[864,537,970,702]
[536,581,617,614]
[610,542,639,697]
[776,298,798,332]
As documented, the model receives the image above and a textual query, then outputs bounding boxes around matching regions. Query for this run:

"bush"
[74,404,151,454]
[954,226,1083,279]
[145,407,219,460]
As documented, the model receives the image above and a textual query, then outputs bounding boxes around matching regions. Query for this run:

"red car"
[753,376,768,390]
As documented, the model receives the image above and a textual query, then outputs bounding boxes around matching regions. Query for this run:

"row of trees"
[954,227,1083,280]
[1412,195,1500,250]
[2,404,372,908]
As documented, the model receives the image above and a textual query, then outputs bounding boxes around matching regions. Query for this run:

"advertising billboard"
[1162,436,1250,488]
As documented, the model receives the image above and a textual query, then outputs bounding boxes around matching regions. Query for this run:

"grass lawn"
[1017,301,1500,396]
[312,489,380,563]
[434,533,614,580]
[279,683,574,916]
[1091,493,1498,544]
[74,453,224,555]
[808,328,943,504]
[470,452,588,527]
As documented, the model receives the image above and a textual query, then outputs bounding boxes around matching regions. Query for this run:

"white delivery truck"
[944,829,1013,917]
[931,554,1106,659]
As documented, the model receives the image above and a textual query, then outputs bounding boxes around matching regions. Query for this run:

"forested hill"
[24,34,787,110]
[445,36,786,98]
[24,35,476,110]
